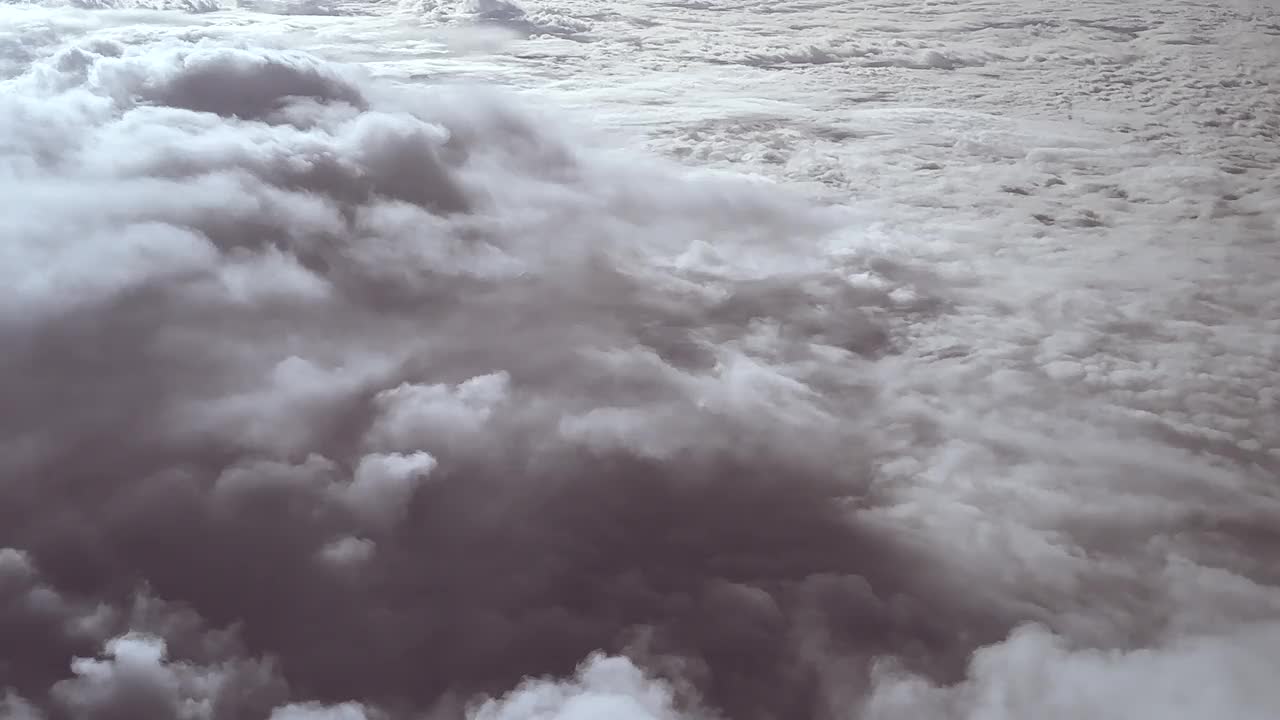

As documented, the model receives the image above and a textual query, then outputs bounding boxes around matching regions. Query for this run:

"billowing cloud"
[0,27,974,720]
[1,4,1277,720]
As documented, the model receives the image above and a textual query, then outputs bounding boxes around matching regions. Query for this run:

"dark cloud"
[2,16,1277,720]
[0,34,1006,720]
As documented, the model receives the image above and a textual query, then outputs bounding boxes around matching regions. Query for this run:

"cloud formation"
[0,31,992,720]
[1,6,1278,720]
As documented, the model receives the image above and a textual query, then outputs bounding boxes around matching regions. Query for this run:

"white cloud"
[341,451,438,529]
[369,373,512,452]
[52,633,284,720]
[269,702,371,720]
[863,621,1280,720]
[317,535,377,569]
[469,654,692,720]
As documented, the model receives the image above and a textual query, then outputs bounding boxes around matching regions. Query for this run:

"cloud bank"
[0,9,1277,720]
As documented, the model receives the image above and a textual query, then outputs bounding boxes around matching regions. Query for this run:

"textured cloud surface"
[1,1,1278,719]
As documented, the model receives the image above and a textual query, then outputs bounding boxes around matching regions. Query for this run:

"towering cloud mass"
[1,6,1278,720]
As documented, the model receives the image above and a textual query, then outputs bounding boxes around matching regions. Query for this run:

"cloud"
[862,621,1280,720]
[0,26,973,720]
[394,0,592,38]
[340,451,438,530]
[468,654,692,720]
[1,552,290,720]
[48,630,286,717]
[0,7,1277,720]
[0,691,46,720]
[269,703,372,720]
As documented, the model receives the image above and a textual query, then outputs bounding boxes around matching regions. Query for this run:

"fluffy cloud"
[51,633,283,720]
[0,4,1277,720]
[0,26,950,720]
[862,621,1280,720]
[469,654,691,720]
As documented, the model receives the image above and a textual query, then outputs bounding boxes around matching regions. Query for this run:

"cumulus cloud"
[340,451,438,529]
[862,621,1280,720]
[0,6,1277,720]
[468,654,692,720]
[0,27,967,720]
[50,633,280,720]
[269,702,372,720]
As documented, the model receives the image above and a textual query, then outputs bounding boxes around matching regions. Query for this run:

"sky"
[0,0,1278,718]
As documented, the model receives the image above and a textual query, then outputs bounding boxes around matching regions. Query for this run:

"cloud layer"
[1,4,1278,720]
[0,30,992,720]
